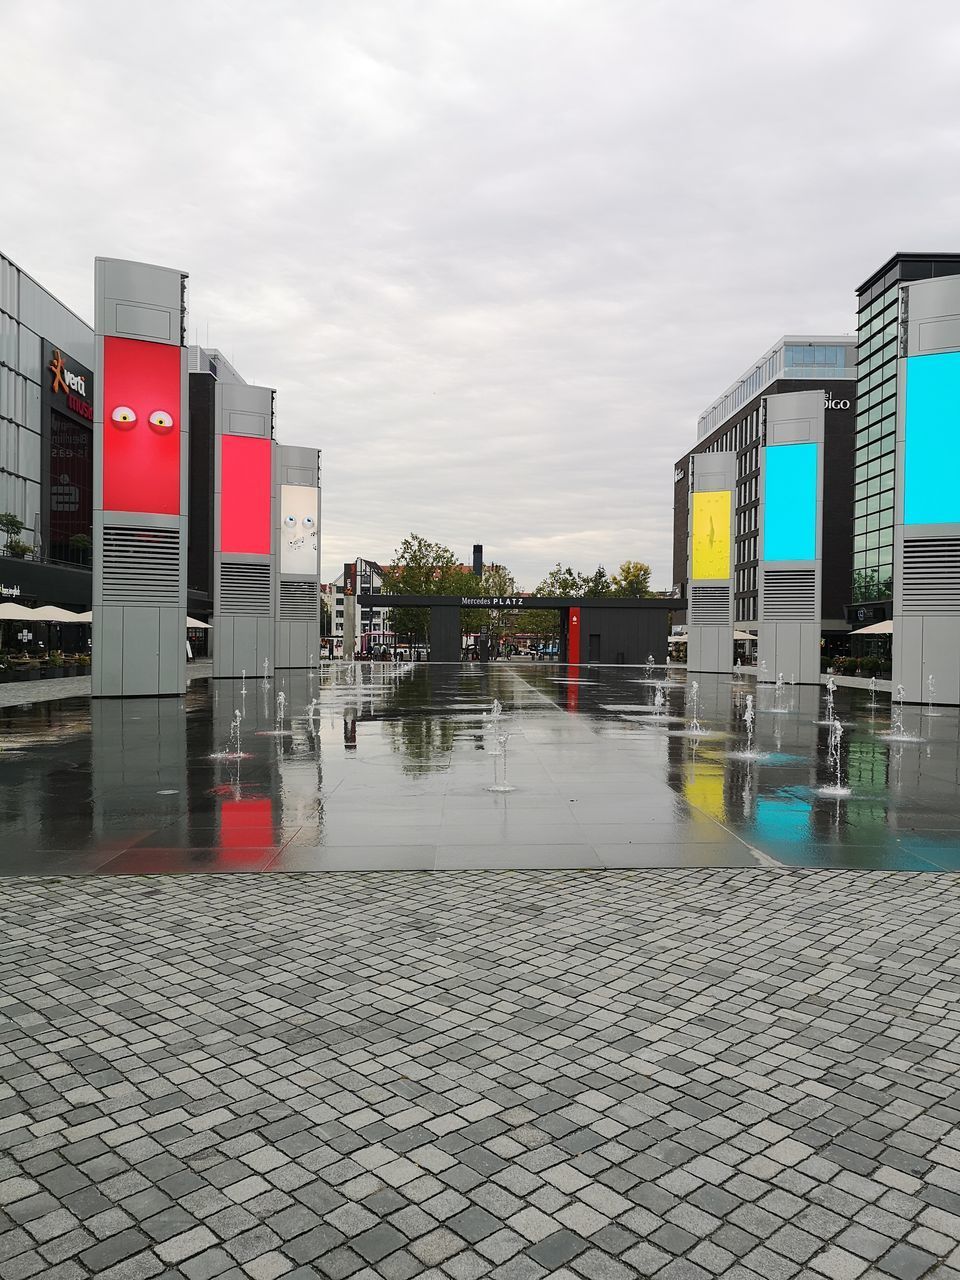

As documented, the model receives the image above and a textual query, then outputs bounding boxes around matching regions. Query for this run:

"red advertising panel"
[102,337,181,515]
[221,435,272,554]
[568,606,581,666]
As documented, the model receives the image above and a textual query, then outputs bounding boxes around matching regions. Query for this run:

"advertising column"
[213,383,276,679]
[92,257,188,697]
[275,444,322,667]
[757,390,824,684]
[894,277,960,704]
[686,451,735,674]
[341,561,357,659]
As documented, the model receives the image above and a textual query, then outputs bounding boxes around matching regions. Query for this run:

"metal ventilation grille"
[762,568,817,620]
[903,539,960,614]
[102,526,180,606]
[279,579,318,621]
[689,586,730,623]
[220,563,272,615]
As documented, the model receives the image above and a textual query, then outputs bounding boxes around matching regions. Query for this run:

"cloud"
[4,0,960,588]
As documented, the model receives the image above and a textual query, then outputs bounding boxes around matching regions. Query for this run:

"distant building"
[325,558,390,652]
[673,335,857,633]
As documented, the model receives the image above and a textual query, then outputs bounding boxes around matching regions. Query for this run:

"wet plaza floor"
[1,663,959,873]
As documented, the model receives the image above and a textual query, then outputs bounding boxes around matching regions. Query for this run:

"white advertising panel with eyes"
[280,485,318,575]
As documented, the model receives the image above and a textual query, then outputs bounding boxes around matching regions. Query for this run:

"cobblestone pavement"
[1,868,960,1280]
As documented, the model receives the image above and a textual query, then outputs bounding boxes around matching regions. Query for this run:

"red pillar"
[568,606,581,665]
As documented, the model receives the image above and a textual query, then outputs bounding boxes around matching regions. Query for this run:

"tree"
[584,565,613,598]
[0,513,25,554]
[471,564,520,649]
[381,533,475,645]
[534,563,585,597]
[611,560,652,598]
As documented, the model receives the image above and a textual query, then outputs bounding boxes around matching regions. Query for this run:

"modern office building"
[0,250,95,609]
[674,336,857,639]
[851,253,960,621]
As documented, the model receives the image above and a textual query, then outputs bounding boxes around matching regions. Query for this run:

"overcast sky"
[3,0,960,588]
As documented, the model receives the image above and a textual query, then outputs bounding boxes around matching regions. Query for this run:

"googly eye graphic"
[148,410,174,435]
[111,405,137,429]
[284,514,297,529]
[302,515,316,530]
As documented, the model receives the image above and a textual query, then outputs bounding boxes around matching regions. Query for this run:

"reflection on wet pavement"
[0,663,957,873]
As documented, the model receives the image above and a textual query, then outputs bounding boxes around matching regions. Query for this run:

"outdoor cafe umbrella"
[849,620,893,635]
[27,606,88,622]
[0,603,39,621]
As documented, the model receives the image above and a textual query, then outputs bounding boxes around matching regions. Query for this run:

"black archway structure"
[358,593,684,664]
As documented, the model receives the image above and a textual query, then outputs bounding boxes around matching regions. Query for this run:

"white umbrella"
[849,620,892,635]
[71,611,93,623]
[28,606,87,622]
[735,630,757,642]
[0,602,38,621]
[187,616,211,629]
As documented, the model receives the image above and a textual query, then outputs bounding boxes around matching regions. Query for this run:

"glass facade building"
[0,253,93,544]
[678,336,856,628]
[853,253,960,604]
[697,338,854,440]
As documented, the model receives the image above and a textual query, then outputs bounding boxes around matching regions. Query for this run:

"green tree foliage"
[534,563,585,597]
[381,533,476,643]
[611,559,652,597]
[462,563,519,641]
[583,565,613,597]
[0,513,25,553]
[522,608,561,641]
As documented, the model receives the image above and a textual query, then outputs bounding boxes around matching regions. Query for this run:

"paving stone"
[409,1227,465,1264]
[181,1247,237,1280]
[875,1242,939,1280]
[283,1224,347,1264]
[79,1229,152,1272]
[526,1230,588,1269]
[244,1251,293,1279]
[568,1248,634,1280]
[809,1246,870,1279]
[449,1207,501,1244]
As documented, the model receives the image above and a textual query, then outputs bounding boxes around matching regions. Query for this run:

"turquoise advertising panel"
[904,351,960,525]
[763,442,817,561]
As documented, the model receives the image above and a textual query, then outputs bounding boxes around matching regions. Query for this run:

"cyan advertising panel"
[763,442,817,561]
[904,351,960,525]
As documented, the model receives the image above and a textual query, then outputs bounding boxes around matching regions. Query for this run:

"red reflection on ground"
[103,337,181,514]
[221,435,272,554]
[219,797,276,864]
[565,679,579,712]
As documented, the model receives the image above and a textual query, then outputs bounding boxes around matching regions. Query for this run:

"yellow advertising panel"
[692,490,731,580]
